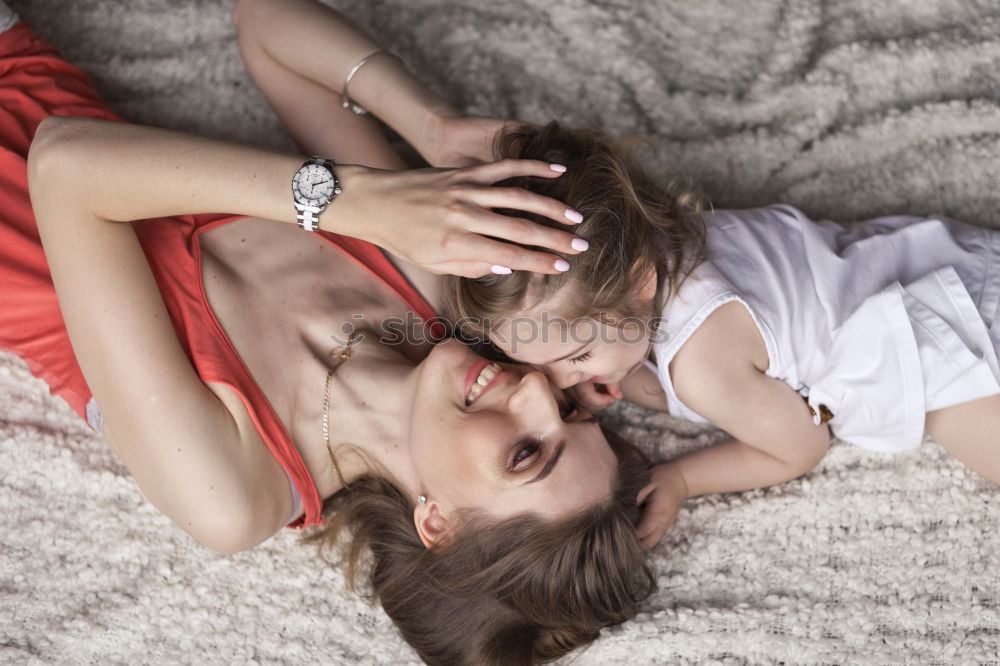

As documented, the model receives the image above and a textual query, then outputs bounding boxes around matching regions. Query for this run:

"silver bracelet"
[341,49,397,115]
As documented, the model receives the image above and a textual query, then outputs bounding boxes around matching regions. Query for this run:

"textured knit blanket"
[3,0,1000,663]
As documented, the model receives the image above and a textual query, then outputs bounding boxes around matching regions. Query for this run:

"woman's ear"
[413,500,450,549]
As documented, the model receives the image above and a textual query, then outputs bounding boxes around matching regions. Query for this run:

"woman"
[0,1,653,663]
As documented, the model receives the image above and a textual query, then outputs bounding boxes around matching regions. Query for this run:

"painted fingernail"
[491,265,512,275]
[564,208,583,224]
[553,258,570,272]
[571,237,589,252]
[549,164,567,173]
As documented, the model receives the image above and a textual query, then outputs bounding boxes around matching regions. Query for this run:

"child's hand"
[569,380,624,412]
[636,462,689,550]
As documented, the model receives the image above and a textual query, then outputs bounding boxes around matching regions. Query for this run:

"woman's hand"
[636,462,689,550]
[331,159,588,277]
[426,115,517,167]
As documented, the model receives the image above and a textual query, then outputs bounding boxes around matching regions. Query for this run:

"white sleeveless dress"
[651,204,1000,453]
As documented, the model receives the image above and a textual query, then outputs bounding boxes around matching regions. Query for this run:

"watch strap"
[295,202,326,232]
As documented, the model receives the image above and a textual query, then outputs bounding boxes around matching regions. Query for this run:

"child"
[444,121,1000,549]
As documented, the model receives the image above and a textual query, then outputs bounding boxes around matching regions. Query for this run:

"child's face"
[488,293,654,390]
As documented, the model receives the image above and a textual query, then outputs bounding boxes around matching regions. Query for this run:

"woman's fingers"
[433,235,570,277]
[454,262,505,279]
[471,186,584,228]
[463,158,569,185]
[473,210,586,257]
[466,235,570,275]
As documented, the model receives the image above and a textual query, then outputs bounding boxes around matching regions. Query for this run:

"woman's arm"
[28,119,297,554]
[32,117,584,275]
[232,0,500,167]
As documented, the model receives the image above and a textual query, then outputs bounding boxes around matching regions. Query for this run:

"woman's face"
[408,339,618,522]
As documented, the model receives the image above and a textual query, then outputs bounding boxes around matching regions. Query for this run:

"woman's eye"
[568,351,592,365]
[510,441,540,472]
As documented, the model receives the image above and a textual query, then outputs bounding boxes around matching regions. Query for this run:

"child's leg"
[925,394,1000,484]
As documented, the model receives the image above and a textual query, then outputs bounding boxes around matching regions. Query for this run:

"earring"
[417,495,427,504]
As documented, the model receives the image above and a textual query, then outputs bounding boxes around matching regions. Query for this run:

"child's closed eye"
[568,351,593,365]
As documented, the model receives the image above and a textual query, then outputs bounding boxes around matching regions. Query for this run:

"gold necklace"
[323,332,360,489]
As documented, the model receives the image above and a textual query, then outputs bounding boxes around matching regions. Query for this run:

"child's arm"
[233,0,504,167]
[637,423,831,548]
[637,303,830,548]
[620,362,668,411]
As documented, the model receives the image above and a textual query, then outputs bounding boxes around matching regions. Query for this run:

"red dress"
[0,23,442,529]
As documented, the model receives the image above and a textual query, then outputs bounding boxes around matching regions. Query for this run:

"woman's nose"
[507,371,561,418]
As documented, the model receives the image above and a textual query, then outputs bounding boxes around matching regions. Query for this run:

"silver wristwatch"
[291,157,341,231]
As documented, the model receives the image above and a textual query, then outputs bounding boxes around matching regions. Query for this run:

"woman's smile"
[465,360,506,405]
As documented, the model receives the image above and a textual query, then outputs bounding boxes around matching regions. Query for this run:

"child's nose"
[529,363,574,390]
[550,366,584,390]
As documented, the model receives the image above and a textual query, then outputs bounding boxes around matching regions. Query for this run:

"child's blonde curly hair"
[444,121,709,340]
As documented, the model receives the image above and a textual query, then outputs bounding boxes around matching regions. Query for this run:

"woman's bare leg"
[925,394,1000,484]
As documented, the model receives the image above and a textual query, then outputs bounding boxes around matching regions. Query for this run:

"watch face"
[293,163,336,205]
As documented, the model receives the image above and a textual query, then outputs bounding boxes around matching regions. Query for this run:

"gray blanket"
[3,0,999,663]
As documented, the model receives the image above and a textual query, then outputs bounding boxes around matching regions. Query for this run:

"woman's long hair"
[303,428,654,665]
